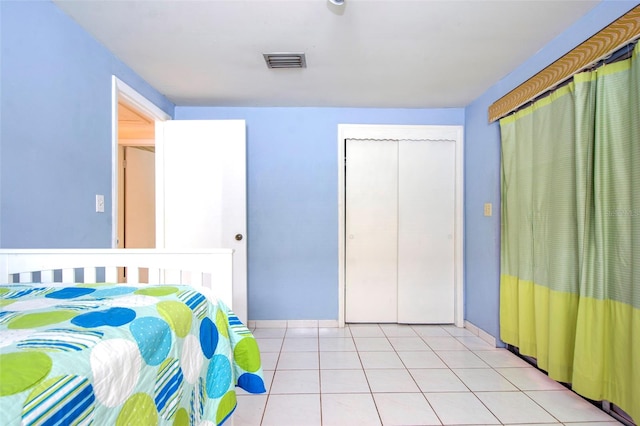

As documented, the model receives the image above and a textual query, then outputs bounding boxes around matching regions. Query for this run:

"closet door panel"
[345,139,398,323]
[397,140,455,323]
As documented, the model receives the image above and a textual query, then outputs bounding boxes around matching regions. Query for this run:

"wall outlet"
[484,202,492,217]
[96,194,105,213]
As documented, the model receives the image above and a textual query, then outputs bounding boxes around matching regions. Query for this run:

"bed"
[0,248,265,426]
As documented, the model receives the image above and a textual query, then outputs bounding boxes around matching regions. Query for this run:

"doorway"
[111,76,170,250]
[117,101,156,252]
[337,125,464,327]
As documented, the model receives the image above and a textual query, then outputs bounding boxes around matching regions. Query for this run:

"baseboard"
[247,319,496,342]
[464,320,498,347]
[248,319,340,329]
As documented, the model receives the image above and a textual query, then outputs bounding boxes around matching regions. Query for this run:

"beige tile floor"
[233,324,620,426]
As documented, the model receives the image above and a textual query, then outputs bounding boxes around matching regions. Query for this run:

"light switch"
[484,202,492,217]
[96,194,105,213]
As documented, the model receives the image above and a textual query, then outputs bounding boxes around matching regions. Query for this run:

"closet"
[345,138,456,324]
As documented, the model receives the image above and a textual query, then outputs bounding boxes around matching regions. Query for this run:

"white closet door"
[345,139,398,323]
[397,139,455,323]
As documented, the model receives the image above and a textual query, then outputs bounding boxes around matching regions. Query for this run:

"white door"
[345,138,455,324]
[156,120,247,322]
[397,140,455,323]
[345,139,398,322]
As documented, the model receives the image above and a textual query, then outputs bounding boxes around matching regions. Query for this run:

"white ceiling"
[53,0,600,108]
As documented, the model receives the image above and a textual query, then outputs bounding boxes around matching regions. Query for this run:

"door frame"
[111,76,170,248]
[337,124,465,327]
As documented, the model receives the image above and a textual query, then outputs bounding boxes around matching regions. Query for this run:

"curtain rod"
[510,37,639,116]
[488,5,640,123]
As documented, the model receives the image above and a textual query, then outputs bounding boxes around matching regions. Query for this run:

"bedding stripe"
[23,376,94,426]
[0,311,19,324]
[226,311,254,337]
[178,290,208,320]
[154,358,184,420]
[54,303,102,312]
[41,384,94,426]
[17,329,103,352]
[189,378,205,425]
[3,288,50,299]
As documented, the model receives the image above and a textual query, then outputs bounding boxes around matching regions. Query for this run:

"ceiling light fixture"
[328,0,344,5]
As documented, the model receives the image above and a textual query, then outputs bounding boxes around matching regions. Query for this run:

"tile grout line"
[317,326,322,426]
[418,324,494,426]
[446,337,537,425]
[245,324,618,426]
[355,324,385,426]
[405,324,447,426]
[258,325,285,426]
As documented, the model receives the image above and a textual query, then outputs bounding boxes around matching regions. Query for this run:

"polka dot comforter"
[0,284,266,425]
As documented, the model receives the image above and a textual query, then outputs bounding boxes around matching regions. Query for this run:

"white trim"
[319,319,341,328]
[463,320,479,335]
[477,328,497,347]
[248,320,288,329]
[464,320,498,347]
[113,78,170,122]
[111,76,170,248]
[247,320,341,329]
[155,122,166,248]
[287,320,320,328]
[337,124,465,327]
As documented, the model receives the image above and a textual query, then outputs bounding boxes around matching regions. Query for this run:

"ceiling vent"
[263,53,306,69]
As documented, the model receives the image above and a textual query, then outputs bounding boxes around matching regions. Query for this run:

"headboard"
[0,248,234,313]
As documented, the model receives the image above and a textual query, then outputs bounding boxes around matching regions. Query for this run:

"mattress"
[0,283,265,425]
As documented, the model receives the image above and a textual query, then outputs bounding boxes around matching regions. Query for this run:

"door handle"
[235,234,243,241]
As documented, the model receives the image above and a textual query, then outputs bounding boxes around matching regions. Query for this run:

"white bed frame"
[0,248,238,318]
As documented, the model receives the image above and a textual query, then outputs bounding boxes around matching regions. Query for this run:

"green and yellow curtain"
[500,43,639,422]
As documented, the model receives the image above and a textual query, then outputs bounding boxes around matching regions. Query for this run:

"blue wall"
[176,107,464,320]
[463,0,640,340]
[0,1,173,248]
